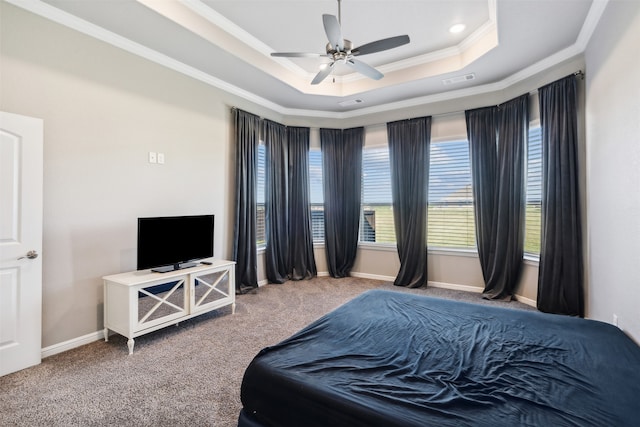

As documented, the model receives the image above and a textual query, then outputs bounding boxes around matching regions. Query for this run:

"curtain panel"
[287,126,317,280]
[263,120,290,283]
[537,75,584,317]
[263,121,317,283]
[232,108,259,293]
[387,117,431,288]
[320,127,364,278]
[466,106,499,282]
[466,94,528,300]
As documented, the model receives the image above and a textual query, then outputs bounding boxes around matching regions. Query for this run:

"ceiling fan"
[270,0,410,85]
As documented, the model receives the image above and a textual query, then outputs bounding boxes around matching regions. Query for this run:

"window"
[309,148,324,243]
[427,139,476,249]
[256,142,266,249]
[256,143,323,248]
[360,146,396,244]
[524,126,542,256]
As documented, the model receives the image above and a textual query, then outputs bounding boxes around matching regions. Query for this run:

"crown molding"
[7,0,607,121]
[575,0,609,50]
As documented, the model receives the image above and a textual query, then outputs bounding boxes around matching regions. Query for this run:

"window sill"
[357,244,480,258]
[357,242,397,252]
[523,254,539,266]
[428,247,478,258]
[260,244,539,266]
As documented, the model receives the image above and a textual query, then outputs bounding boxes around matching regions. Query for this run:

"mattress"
[239,289,640,426]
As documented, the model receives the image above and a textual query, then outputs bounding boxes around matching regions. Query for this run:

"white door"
[0,111,43,376]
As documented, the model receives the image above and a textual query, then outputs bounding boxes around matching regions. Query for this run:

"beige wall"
[585,0,640,342]
[0,3,280,347]
[1,0,598,351]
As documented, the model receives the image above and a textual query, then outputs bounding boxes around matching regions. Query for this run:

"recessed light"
[442,73,475,85]
[338,99,364,107]
[449,24,466,34]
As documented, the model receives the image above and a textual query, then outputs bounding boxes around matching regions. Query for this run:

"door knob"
[18,250,38,260]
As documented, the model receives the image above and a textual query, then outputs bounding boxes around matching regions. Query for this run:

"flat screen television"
[137,214,214,273]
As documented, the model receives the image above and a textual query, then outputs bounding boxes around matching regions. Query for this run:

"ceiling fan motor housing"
[327,39,353,62]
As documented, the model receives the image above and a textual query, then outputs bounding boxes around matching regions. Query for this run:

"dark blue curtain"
[466,107,499,284]
[320,127,363,278]
[466,94,528,300]
[263,120,289,283]
[264,121,316,283]
[287,126,317,280]
[537,75,584,316]
[387,117,431,288]
[232,108,259,293]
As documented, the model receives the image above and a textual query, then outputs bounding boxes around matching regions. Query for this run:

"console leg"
[127,338,135,355]
[232,302,236,314]
[104,328,109,342]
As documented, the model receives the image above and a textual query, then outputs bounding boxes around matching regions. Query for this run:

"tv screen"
[137,214,214,273]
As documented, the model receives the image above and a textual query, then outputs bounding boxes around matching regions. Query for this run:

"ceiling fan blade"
[271,52,325,58]
[322,14,344,51]
[352,35,410,56]
[311,62,335,85]
[346,59,383,80]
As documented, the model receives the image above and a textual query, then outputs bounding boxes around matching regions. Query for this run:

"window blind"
[360,146,396,244]
[525,126,542,256]
[309,148,324,243]
[256,142,266,248]
[427,139,476,249]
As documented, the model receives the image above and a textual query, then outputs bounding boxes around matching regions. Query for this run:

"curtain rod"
[328,70,584,130]
[235,70,584,130]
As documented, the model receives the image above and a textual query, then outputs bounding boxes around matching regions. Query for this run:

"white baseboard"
[41,330,105,359]
[43,275,536,358]
[429,280,537,307]
[428,280,483,293]
[514,295,537,307]
[347,274,538,307]
[349,271,396,282]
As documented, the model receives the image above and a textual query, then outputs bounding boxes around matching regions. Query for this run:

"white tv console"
[102,258,235,354]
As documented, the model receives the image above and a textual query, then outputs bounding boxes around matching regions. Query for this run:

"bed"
[238,289,640,427]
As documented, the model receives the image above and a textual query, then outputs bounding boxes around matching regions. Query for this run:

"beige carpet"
[0,277,535,426]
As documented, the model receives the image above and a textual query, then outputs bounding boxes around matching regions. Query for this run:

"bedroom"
[0,0,639,422]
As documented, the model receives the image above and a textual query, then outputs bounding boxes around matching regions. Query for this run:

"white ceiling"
[16,0,606,117]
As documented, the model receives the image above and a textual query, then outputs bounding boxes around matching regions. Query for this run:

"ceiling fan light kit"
[271,0,410,85]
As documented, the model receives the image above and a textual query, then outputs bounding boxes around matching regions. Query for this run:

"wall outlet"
[157,152,165,164]
[613,314,619,328]
[148,151,157,164]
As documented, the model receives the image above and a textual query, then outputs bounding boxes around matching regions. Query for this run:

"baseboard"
[41,330,104,359]
[259,270,329,287]
[349,271,396,282]
[428,280,483,293]
[514,295,537,307]
[43,276,536,358]
[430,280,537,307]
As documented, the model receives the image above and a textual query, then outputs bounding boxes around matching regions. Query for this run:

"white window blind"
[360,145,396,244]
[309,147,324,243]
[525,126,542,256]
[256,142,266,249]
[428,139,476,249]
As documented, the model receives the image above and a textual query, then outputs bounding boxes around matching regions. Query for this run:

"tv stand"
[102,258,235,354]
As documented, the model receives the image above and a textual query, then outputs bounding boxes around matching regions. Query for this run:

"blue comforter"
[240,289,640,426]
